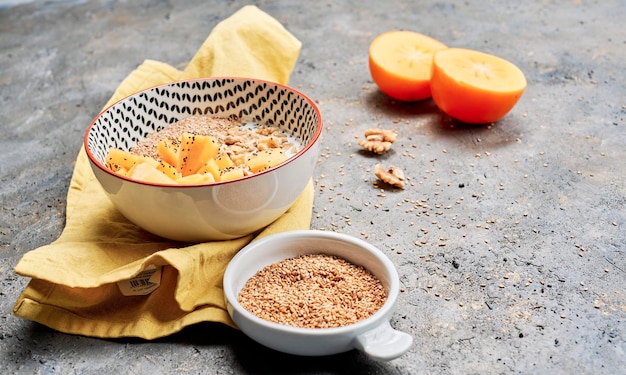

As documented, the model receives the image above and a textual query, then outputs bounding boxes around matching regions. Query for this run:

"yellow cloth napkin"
[13,5,312,340]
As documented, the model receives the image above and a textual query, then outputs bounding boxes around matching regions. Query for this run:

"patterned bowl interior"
[86,78,321,165]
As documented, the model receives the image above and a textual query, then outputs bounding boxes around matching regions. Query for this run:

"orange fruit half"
[430,48,527,124]
[369,31,448,102]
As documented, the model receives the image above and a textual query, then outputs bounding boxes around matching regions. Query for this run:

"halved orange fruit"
[369,31,448,102]
[430,48,527,124]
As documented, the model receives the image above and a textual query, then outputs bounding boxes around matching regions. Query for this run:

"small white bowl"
[84,78,322,242]
[223,230,413,361]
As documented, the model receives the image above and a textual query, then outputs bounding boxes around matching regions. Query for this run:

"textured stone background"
[1,0,624,373]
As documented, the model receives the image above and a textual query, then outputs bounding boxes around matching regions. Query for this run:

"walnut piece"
[358,128,397,154]
[374,164,405,189]
[364,128,397,142]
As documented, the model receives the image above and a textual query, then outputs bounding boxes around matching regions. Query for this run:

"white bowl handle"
[353,320,413,361]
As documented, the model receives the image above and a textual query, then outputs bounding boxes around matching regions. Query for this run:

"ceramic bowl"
[223,230,413,361]
[84,78,322,242]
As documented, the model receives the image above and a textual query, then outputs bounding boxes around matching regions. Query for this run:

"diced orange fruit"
[197,158,221,181]
[246,149,287,173]
[215,154,235,170]
[157,139,179,167]
[140,156,159,167]
[177,133,220,176]
[156,161,179,180]
[114,166,130,177]
[177,173,215,185]
[106,148,141,171]
[128,162,176,185]
[220,166,246,181]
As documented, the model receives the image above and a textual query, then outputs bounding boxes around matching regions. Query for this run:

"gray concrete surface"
[1,0,624,374]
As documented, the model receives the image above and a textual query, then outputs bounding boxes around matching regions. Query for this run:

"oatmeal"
[105,115,302,184]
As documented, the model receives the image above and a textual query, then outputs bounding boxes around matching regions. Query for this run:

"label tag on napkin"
[117,265,162,296]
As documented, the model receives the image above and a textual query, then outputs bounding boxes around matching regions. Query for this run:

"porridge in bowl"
[105,114,303,185]
[85,78,322,241]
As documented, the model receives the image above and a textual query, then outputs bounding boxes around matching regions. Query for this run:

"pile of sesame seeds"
[238,254,387,329]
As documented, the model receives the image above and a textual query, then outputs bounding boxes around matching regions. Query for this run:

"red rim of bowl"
[84,77,323,187]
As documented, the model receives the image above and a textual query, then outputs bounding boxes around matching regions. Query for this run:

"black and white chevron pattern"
[86,78,321,164]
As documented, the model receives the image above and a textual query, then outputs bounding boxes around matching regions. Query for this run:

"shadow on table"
[361,89,524,153]
[167,322,397,374]
[11,321,396,374]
